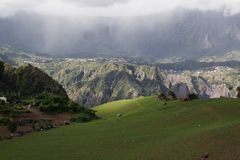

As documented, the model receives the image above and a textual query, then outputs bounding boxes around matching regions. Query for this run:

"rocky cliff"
[36,59,240,107]
[0,44,239,107]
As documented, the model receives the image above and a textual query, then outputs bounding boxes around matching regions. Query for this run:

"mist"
[1,0,240,18]
[0,1,240,58]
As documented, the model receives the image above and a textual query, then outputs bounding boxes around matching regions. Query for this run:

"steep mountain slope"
[0,61,67,98]
[37,59,240,107]
[1,10,240,58]
[0,44,239,107]
[38,60,168,107]
[1,97,240,160]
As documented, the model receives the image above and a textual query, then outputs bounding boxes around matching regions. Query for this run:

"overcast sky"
[0,0,240,17]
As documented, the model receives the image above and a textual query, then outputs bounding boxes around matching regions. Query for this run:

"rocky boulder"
[170,83,190,100]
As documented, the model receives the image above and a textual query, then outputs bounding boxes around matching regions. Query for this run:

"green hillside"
[0,97,240,159]
[0,61,67,98]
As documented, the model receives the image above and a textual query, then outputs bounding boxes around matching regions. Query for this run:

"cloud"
[0,0,43,17]
[0,0,240,17]
[65,0,130,7]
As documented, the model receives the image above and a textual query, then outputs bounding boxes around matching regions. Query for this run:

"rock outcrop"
[170,83,190,100]
[37,60,239,107]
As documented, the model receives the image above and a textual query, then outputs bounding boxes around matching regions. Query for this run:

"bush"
[71,110,98,123]
[7,121,17,133]
[167,91,177,100]
[0,117,11,126]
[237,87,240,92]
[32,120,53,130]
[71,113,90,123]
[157,93,167,101]
[237,87,240,98]
[188,94,199,100]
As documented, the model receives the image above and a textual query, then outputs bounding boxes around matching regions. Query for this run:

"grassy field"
[1,97,240,160]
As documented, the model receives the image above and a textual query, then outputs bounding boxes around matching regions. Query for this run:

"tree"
[237,87,240,98]
[167,91,177,100]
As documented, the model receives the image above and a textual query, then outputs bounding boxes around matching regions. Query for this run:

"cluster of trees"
[157,91,199,101]
[27,93,99,122]
[23,93,96,115]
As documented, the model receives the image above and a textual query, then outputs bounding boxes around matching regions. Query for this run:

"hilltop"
[0,60,67,98]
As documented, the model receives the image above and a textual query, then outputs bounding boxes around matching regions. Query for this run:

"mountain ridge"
[0,44,239,107]
[1,9,240,58]
[0,60,68,98]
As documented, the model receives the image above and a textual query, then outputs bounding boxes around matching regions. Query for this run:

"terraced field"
[1,97,240,160]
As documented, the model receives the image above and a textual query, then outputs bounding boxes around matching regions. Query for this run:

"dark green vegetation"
[31,93,83,113]
[6,121,17,133]
[70,111,97,123]
[1,97,240,160]
[0,93,97,135]
[0,61,67,99]
[157,92,198,101]
[0,61,98,135]
[237,86,240,98]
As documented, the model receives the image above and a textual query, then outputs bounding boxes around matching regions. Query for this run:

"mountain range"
[0,44,239,107]
[1,9,240,58]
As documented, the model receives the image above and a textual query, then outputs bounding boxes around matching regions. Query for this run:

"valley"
[1,44,239,107]
[0,2,240,160]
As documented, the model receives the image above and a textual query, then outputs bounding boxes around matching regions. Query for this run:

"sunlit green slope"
[1,97,240,160]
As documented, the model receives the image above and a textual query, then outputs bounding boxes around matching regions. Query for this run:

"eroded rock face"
[170,83,190,100]
[1,44,239,108]
[37,60,239,107]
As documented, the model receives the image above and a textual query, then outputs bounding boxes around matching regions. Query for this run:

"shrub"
[188,94,199,100]
[237,87,240,98]
[71,110,98,123]
[7,121,17,133]
[157,93,167,101]
[0,117,11,126]
[71,113,91,123]
[32,120,53,130]
[237,86,240,92]
[167,91,177,100]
